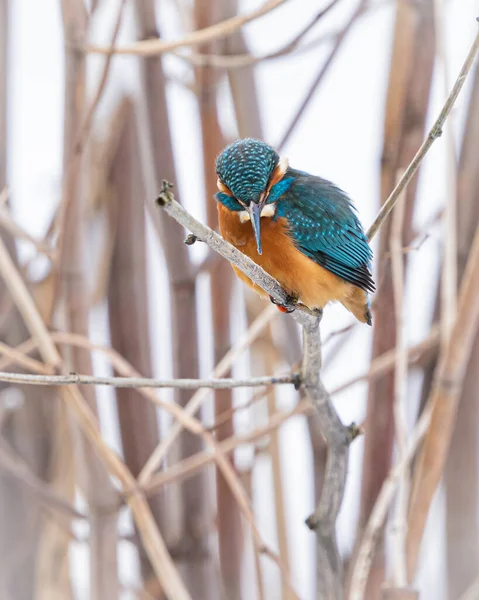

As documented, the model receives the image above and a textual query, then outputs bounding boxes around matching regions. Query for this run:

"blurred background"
[0,0,478,598]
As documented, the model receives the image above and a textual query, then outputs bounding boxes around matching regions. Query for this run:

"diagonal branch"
[155,181,352,598]
[367,24,479,241]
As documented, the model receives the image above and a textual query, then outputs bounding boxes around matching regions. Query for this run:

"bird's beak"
[248,200,264,255]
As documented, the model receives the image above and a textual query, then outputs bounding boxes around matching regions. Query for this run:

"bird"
[214,138,375,325]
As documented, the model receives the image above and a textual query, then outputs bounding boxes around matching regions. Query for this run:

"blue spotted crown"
[215,139,279,204]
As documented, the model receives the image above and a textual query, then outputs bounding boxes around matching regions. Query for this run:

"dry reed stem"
[405,206,479,579]
[350,222,479,599]
[389,176,409,586]
[0,440,84,521]
[48,334,297,594]
[445,59,479,599]
[138,304,277,483]
[435,0,458,342]
[0,193,192,600]
[0,294,293,584]
[0,236,61,366]
[348,401,432,600]
[0,325,438,495]
[0,341,54,375]
[87,0,288,56]
[0,208,55,258]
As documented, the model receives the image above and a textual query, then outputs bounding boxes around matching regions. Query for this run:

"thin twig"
[86,0,289,57]
[47,333,297,594]
[75,0,128,154]
[367,25,479,241]
[348,404,433,600]
[138,303,278,484]
[435,0,458,344]
[0,440,85,521]
[179,0,346,68]
[0,236,61,366]
[0,157,192,600]
[406,208,479,580]
[277,0,367,151]
[0,371,295,389]
[0,340,54,375]
[0,209,55,258]
[141,326,438,498]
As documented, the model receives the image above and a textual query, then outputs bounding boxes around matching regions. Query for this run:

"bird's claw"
[347,422,363,443]
[292,372,302,390]
[269,294,297,313]
[365,308,372,326]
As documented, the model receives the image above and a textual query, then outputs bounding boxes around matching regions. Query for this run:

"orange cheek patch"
[266,156,289,194]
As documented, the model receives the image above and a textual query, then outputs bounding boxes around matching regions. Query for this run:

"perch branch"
[155,181,352,598]
[367,24,479,241]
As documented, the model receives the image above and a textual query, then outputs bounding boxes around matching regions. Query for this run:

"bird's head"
[215,138,290,255]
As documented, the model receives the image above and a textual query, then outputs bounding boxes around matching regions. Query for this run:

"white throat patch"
[239,203,276,223]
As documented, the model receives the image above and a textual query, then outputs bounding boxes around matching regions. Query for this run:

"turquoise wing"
[276,170,375,293]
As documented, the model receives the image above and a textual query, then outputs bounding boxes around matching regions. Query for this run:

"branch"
[277,0,368,152]
[156,181,315,314]
[86,0,289,57]
[0,371,295,389]
[178,0,346,68]
[140,326,439,498]
[155,181,352,598]
[367,24,479,241]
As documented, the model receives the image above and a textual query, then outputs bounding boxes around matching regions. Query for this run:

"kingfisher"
[214,138,375,324]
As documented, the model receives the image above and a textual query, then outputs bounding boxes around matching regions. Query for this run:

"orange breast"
[217,203,353,309]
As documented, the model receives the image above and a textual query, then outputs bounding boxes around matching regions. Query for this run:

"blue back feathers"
[276,169,375,293]
[216,139,279,204]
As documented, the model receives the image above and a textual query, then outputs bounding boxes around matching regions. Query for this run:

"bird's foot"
[291,372,302,390]
[347,422,363,443]
[269,294,297,313]
[365,307,372,326]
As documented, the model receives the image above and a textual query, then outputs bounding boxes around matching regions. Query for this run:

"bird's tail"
[342,287,372,325]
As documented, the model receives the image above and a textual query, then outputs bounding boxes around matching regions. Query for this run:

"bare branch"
[0,371,295,389]
[179,0,347,68]
[367,25,479,241]
[87,0,289,57]
[139,304,278,483]
[278,0,368,151]
[156,182,350,598]
[155,182,312,314]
